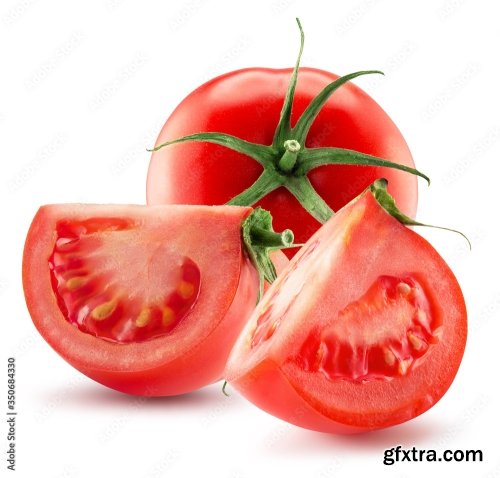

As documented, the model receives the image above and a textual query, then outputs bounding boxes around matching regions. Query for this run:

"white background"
[1,1,498,477]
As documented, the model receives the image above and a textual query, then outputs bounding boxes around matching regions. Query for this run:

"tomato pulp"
[23,204,288,396]
[225,189,467,433]
[147,67,418,255]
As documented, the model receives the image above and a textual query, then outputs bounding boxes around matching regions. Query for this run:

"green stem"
[285,176,334,223]
[272,18,304,148]
[278,140,301,173]
[250,225,293,247]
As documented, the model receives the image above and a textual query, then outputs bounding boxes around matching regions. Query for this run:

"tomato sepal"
[242,207,294,301]
[369,178,470,247]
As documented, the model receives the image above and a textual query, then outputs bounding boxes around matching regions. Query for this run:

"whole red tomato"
[147,20,427,256]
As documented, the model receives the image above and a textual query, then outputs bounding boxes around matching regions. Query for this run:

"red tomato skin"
[23,204,285,396]
[231,359,363,434]
[147,67,417,254]
[225,192,467,433]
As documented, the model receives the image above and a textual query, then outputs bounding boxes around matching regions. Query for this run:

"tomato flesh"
[298,275,438,382]
[49,218,201,344]
[23,204,286,396]
[225,191,467,433]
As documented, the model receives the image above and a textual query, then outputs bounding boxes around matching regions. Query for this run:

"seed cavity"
[298,275,440,382]
[91,300,117,321]
[50,219,202,343]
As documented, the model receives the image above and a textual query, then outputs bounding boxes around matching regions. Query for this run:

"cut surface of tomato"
[24,204,287,396]
[225,190,467,433]
[50,217,202,344]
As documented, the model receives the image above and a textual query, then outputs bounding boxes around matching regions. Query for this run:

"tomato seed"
[178,281,195,299]
[383,348,396,366]
[397,282,411,297]
[91,300,117,320]
[407,331,425,351]
[66,276,87,291]
[135,308,152,327]
[162,307,175,326]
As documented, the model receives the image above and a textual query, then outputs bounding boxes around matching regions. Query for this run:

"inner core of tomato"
[253,269,441,382]
[49,218,201,344]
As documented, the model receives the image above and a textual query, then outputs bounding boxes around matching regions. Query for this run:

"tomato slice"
[23,205,287,396]
[225,191,467,433]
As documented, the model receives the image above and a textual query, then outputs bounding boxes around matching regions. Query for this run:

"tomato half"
[147,67,418,255]
[23,204,288,396]
[225,190,467,433]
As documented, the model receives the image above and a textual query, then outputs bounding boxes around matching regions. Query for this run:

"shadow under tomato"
[37,379,229,411]
[265,416,451,455]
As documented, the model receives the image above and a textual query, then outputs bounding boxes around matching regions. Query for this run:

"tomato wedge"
[23,204,289,396]
[225,187,467,433]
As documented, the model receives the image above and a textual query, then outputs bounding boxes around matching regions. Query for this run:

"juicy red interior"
[49,217,201,344]
[298,275,441,382]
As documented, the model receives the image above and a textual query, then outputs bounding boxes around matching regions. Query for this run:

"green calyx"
[148,18,430,224]
[370,179,471,248]
[241,207,294,301]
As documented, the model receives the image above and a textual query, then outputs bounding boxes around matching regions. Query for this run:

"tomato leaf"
[227,170,285,207]
[148,132,275,168]
[292,70,384,144]
[285,176,334,223]
[296,147,431,185]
